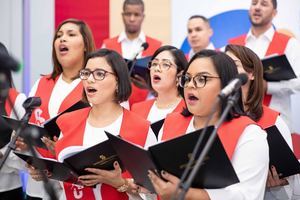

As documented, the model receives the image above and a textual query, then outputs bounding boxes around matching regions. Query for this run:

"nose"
[87,72,95,82]
[186,78,196,88]
[60,35,67,42]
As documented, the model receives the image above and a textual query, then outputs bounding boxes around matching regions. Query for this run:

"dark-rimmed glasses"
[179,74,220,88]
[79,69,115,81]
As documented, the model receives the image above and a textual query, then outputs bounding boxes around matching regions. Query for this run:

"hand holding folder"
[262,54,297,81]
[266,125,300,178]
[14,140,123,184]
[105,126,239,193]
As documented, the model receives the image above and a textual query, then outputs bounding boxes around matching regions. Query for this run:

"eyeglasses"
[179,74,220,88]
[148,60,176,71]
[79,69,115,81]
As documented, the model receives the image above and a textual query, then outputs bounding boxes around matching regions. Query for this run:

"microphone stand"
[0,95,58,200]
[0,100,34,170]
[128,51,140,77]
[22,127,58,200]
[174,92,240,200]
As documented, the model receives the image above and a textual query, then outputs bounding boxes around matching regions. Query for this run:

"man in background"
[186,15,214,60]
[102,0,161,106]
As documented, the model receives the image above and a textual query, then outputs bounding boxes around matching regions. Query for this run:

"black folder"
[0,115,13,148]
[106,127,239,193]
[14,140,123,184]
[125,56,151,80]
[150,119,165,138]
[262,54,297,81]
[1,101,89,149]
[266,125,300,178]
[2,115,50,149]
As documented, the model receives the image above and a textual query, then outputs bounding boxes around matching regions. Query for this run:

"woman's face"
[82,57,117,106]
[184,57,221,117]
[225,51,253,96]
[54,22,85,70]
[150,50,178,94]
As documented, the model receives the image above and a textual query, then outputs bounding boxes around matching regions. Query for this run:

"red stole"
[229,32,291,106]
[257,105,279,129]
[30,75,83,158]
[162,113,254,159]
[55,107,150,200]
[103,36,161,57]
[131,99,185,119]
[5,88,19,116]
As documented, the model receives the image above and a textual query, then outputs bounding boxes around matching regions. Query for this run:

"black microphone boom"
[128,42,149,76]
[218,73,248,99]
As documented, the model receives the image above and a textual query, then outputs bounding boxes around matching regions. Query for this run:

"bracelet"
[116,179,129,193]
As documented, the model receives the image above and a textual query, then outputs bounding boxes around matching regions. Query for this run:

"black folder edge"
[261,54,297,81]
[0,115,13,148]
[2,115,49,149]
[266,125,300,178]
[106,127,239,193]
[13,151,80,184]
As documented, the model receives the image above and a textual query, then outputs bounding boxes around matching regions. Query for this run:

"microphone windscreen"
[0,52,20,72]
[237,73,248,85]
[142,42,149,50]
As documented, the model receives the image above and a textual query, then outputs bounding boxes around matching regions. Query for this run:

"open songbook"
[105,126,239,193]
[262,54,297,81]
[1,100,89,149]
[266,125,300,178]
[14,140,123,184]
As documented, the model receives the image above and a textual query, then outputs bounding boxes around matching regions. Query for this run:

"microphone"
[135,42,149,58]
[218,73,248,99]
[128,42,149,76]
[22,97,42,111]
[0,52,20,72]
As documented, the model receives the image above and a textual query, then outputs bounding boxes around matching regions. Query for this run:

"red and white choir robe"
[0,88,26,194]
[27,74,83,198]
[131,99,185,120]
[55,107,152,200]
[158,112,269,200]
[103,35,162,107]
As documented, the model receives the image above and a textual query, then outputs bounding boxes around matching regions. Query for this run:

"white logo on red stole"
[71,184,84,199]
[34,108,45,125]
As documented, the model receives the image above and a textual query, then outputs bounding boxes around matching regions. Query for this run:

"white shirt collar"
[246,26,275,42]
[188,42,215,59]
[118,31,146,43]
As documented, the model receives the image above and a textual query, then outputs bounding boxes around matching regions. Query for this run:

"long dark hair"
[225,44,264,121]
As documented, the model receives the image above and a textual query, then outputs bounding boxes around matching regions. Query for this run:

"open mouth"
[86,87,97,94]
[187,94,199,101]
[59,45,69,52]
[153,75,161,81]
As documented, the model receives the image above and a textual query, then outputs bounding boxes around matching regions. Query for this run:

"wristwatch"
[116,179,129,192]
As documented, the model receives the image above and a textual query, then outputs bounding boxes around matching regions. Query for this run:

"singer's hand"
[26,163,52,181]
[148,170,180,200]
[41,136,57,156]
[78,161,124,188]
[131,75,148,89]
[266,166,289,188]
[15,136,28,151]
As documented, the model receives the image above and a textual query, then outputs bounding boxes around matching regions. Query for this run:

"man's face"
[122,4,144,34]
[187,18,213,52]
[249,0,277,27]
